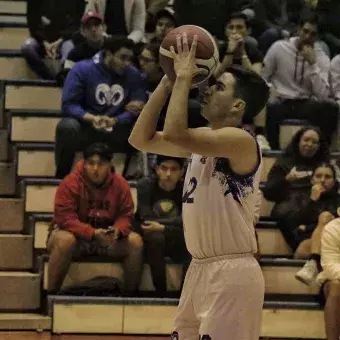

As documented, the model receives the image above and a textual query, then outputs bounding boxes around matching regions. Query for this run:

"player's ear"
[231,98,245,113]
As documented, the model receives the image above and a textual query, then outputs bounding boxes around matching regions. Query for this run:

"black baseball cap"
[84,143,113,162]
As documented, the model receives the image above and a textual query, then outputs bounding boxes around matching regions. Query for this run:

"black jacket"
[27,0,85,42]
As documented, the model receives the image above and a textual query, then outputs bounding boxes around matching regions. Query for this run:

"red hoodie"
[53,160,134,240]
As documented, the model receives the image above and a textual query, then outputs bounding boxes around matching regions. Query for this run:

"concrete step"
[0,198,23,232]
[0,235,32,269]
[0,162,16,195]
[0,272,40,310]
[48,296,325,338]
[0,313,51,331]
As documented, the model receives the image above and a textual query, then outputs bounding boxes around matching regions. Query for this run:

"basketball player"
[129,33,270,340]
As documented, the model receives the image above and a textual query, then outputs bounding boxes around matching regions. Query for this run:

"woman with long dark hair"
[263,126,330,216]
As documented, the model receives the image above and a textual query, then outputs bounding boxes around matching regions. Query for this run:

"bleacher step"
[48,296,325,338]
[0,272,40,310]
[0,162,16,195]
[0,313,51,331]
[0,198,23,232]
[0,235,32,269]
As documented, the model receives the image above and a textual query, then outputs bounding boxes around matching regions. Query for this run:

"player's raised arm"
[163,33,269,174]
[128,76,190,157]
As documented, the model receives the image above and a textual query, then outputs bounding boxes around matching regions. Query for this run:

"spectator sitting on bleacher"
[270,162,340,286]
[139,42,164,93]
[252,0,312,54]
[330,53,340,106]
[135,155,190,297]
[263,126,329,230]
[316,0,340,57]
[262,14,338,150]
[145,0,169,33]
[317,214,340,340]
[149,9,176,44]
[85,0,146,43]
[56,11,107,87]
[22,0,85,80]
[216,12,263,78]
[55,35,147,179]
[173,0,254,41]
[47,143,144,295]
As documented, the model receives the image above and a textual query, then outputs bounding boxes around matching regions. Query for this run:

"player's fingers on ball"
[169,45,176,58]
[190,35,198,56]
[182,32,189,53]
[176,34,182,54]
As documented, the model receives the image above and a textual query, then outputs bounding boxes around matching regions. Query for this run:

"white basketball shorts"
[171,254,264,340]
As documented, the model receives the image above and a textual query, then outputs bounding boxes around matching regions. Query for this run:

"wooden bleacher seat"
[0,271,40,310]
[0,23,28,50]
[48,295,326,338]
[22,179,137,214]
[16,143,130,177]
[5,80,61,112]
[0,1,26,16]
[40,257,318,296]
[31,215,292,257]
[0,50,37,79]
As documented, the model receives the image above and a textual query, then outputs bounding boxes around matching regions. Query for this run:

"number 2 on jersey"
[183,177,197,203]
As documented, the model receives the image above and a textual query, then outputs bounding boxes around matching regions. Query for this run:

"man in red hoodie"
[47,143,143,294]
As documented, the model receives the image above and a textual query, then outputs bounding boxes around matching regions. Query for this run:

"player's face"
[81,19,105,47]
[156,160,183,190]
[311,166,335,192]
[298,129,320,158]
[155,17,176,40]
[105,47,134,75]
[226,18,247,39]
[84,155,111,186]
[201,73,243,123]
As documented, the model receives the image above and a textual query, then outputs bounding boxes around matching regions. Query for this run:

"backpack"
[59,276,123,297]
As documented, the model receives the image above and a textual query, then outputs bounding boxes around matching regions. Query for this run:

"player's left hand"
[170,32,202,79]
[142,221,165,232]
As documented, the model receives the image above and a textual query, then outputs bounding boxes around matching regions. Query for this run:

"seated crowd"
[14,0,340,338]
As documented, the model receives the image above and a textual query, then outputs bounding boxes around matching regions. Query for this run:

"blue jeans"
[21,37,74,79]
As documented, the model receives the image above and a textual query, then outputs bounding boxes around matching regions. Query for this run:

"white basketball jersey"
[182,147,262,259]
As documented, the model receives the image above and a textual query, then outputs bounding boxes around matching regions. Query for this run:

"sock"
[310,253,322,272]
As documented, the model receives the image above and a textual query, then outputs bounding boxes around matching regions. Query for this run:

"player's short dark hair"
[227,12,249,28]
[225,65,270,120]
[156,155,185,168]
[102,35,135,55]
[299,12,319,30]
[84,143,113,162]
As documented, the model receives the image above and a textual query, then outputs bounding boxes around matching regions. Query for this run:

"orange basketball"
[159,25,219,85]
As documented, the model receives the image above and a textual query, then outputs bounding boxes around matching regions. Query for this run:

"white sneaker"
[256,134,271,151]
[295,260,319,286]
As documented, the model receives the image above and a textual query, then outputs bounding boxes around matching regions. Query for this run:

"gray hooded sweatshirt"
[262,37,330,100]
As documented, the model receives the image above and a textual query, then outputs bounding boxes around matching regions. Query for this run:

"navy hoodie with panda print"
[62,51,147,124]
